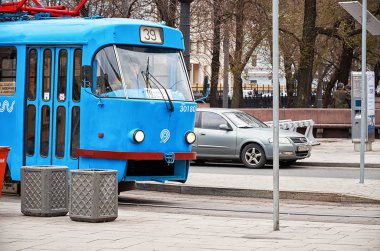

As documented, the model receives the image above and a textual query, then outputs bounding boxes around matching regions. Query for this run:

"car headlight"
[133,130,145,143]
[185,131,196,144]
[268,137,291,144]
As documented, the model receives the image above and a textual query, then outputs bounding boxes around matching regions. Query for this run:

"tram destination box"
[69,169,118,223]
[21,166,69,217]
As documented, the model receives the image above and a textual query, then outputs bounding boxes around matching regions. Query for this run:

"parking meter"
[351,71,376,151]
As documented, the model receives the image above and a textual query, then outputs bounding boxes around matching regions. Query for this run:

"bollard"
[21,166,69,216]
[70,169,118,223]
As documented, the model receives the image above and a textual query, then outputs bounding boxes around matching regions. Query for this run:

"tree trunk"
[210,2,221,107]
[283,55,295,107]
[231,1,244,108]
[296,0,317,108]
[323,43,354,107]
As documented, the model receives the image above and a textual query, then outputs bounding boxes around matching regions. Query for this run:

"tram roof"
[0,17,184,50]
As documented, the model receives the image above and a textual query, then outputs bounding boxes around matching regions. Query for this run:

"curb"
[294,162,380,168]
[136,183,380,204]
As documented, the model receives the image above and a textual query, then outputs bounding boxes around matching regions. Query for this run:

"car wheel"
[241,143,266,168]
[279,160,297,166]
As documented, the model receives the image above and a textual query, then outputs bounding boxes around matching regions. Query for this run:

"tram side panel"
[0,45,26,181]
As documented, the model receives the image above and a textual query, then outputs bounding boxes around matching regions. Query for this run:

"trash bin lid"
[0,146,10,152]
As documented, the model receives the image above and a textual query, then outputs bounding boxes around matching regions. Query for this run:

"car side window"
[202,112,228,130]
[195,111,201,128]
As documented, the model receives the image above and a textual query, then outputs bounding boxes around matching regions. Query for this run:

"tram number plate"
[140,26,163,44]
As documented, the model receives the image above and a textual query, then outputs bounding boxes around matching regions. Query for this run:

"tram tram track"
[117,196,380,225]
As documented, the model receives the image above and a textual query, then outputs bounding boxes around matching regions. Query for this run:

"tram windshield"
[93,45,193,101]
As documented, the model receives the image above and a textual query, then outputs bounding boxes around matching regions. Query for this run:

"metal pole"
[223,25,230,108]
[272,0,280,231]
[360,0,367,184]
[179,0,194,75]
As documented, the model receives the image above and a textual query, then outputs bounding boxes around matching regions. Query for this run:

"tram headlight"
[133,130,145,143]
[185,131,196,144]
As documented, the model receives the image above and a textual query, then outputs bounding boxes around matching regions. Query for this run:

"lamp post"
[179,0,194,75]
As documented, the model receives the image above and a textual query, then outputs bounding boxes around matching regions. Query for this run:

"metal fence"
[194,92,321,108]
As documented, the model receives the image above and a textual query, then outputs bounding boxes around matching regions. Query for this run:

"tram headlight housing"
[133,130,145,143]
[185,131,196,144]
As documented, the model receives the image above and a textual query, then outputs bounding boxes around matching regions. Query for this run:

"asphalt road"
[190,163,380,180]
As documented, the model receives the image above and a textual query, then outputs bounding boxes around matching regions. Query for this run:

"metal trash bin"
[70,169,118,223]
[0,146,10,198]
[21,166,69,217]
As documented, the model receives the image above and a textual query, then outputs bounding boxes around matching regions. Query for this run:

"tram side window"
[57,50,67,102]
[27,49,37,100]
[0,46,17,96]
[42,49,52,101]
[94,46,122,97]
[26,105,36,156]
[72,49,82,102]
[56,106,66,158]
[40,105,50,157]
[70,106,80,159]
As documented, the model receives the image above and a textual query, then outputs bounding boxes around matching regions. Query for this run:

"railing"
[193,93,322,108]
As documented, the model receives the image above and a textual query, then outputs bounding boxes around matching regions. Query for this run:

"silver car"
[193,108,311,168]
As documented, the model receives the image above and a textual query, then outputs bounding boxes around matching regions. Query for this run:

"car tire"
[279,160,297,166]
[241,143,266,169]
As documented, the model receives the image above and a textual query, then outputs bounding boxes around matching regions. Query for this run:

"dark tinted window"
[26,105,36,156]
[201,112,227,130]
[57,50,67,102]
[70,106,80,158]
[55,106,66,158]
[42,49,52,101]
[195,111,201,128]
[27,49,37,100]
[72,49,82,102]
[0,46,17,96]
[40,105,50,157]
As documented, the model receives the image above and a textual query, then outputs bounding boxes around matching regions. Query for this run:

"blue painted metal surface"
[0,17,196,184]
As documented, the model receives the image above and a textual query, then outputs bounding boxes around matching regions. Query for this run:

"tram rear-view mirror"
[81,65,92,88]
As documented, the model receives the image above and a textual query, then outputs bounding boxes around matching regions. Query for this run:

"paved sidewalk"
[296,138,380,167]
[0,196,379,251]
[138,139,380,203]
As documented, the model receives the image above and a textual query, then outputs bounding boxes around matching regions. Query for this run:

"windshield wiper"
[141,70,174,112]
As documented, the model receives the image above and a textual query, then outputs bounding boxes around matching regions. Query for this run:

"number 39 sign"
[140,26,163,44]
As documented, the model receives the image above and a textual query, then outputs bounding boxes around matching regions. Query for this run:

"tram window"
[57,50,67,102]
[0,46,17,96]
[26,105,36,156]
[40,105,50,157]
[72,49,82,102]
[93,46,121,96]
[55,106,66,158]
[42,49,52,101]
[27,49,37,100]
[70,106,80,159]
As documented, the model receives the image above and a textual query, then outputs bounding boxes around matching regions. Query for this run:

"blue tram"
[0,10,197,192]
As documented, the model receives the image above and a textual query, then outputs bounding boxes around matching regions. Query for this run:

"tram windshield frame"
[93,45,194,102]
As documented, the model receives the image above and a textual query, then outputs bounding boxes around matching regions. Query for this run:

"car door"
[195,111,237,158]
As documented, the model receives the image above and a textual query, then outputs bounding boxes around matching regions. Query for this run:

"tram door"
[25,47,82,170]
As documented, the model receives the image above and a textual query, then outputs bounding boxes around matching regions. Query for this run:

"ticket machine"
[351,71,376,151]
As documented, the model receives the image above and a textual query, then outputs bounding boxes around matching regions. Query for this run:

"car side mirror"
[219,124,232,131]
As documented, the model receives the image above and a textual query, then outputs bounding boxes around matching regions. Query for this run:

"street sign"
[339,1,380,35]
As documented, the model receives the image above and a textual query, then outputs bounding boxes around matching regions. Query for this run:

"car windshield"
[224,112,268,128]
[93,45,193,101]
